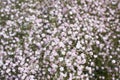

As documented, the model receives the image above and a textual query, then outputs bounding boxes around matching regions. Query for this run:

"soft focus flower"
[0,0,119,79]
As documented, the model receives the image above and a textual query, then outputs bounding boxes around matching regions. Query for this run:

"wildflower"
[60,67,64,71]
[112,60,116,64]
[76,41,81,49]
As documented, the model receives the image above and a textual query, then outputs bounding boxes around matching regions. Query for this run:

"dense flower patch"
[0,0,120,80]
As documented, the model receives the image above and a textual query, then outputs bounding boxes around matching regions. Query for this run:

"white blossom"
[0,0,119,79]
[76,41,81,49]
[112,60,116,64]
[60,67,64,71]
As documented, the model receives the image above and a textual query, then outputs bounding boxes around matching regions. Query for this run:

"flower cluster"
[0,0,120,80]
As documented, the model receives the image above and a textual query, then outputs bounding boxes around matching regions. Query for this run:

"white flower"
[81,46,85,50]
[36,19,42,25]
[109,56,112,58]
[61,51,66,55]
[86,66,92,74]
[65,59,72,67]
[81,39,84,44]
[59,57,64,62]
[15,78,19,80]
[96,40,100,45]
[35,64,39,69]
[68,30,72,34]
[77,70,82,75]
[52,64,58,68]
[21,73,27,80]
[76,41,81,49]
[41,33,46,37]
[29,75,34,80]
[48,68,51,72]
[69,11,73,15]
[59,41,65,48]
[0,60,3,66]
[49,56,55,62]
[112,60,116,64]
[86,0,92,2]
[6,68,11,73]
[81,53,85,58]
[60,67,64,71]
[118,3,120,9]
[51,42,56,46]
[60,72,67,77]
[83,27,87,31]
[94,55,98,58]
[69,73,73,80]
[90,62,94,66]
[25,17,30,21]
[85,35,89,39]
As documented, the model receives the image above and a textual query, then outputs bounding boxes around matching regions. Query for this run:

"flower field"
[0,0,120,80]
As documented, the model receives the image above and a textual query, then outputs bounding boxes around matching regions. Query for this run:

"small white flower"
[96,41,100,45]
[60,67,64,71]
[51,42,56,46]
[77,70,82,76]
[21,73,27,80]
[65,59,72,67]
[81,53,85,58]
[25,17,30,22]
[109,56,112,58]
[61,51,66,55]
[48,68,51,72]
[59,41,65,48]
[86,0,92,2]
[35,65,39,69]
[83,27,87,31]
[76,41,81,49]
[81,46,85,50]
[90,62,94,66]
[85,35,89,39]
[6,68,11,73]
[68,30,72,34]
[15,78,19,80]
[60,72,67,77]
[81,39,84,44]
[43,15,48,18]
[59,57,64,62]
[0,61,3,66]
[94,55,98,58]
[86,66,92,74]
[29,75,34,80]
[52,64,58,68]
[69,11,73,15]
[112,1,117,5]
[41,33,45,37]
[112,60,116,63]
[118,3,120,9]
